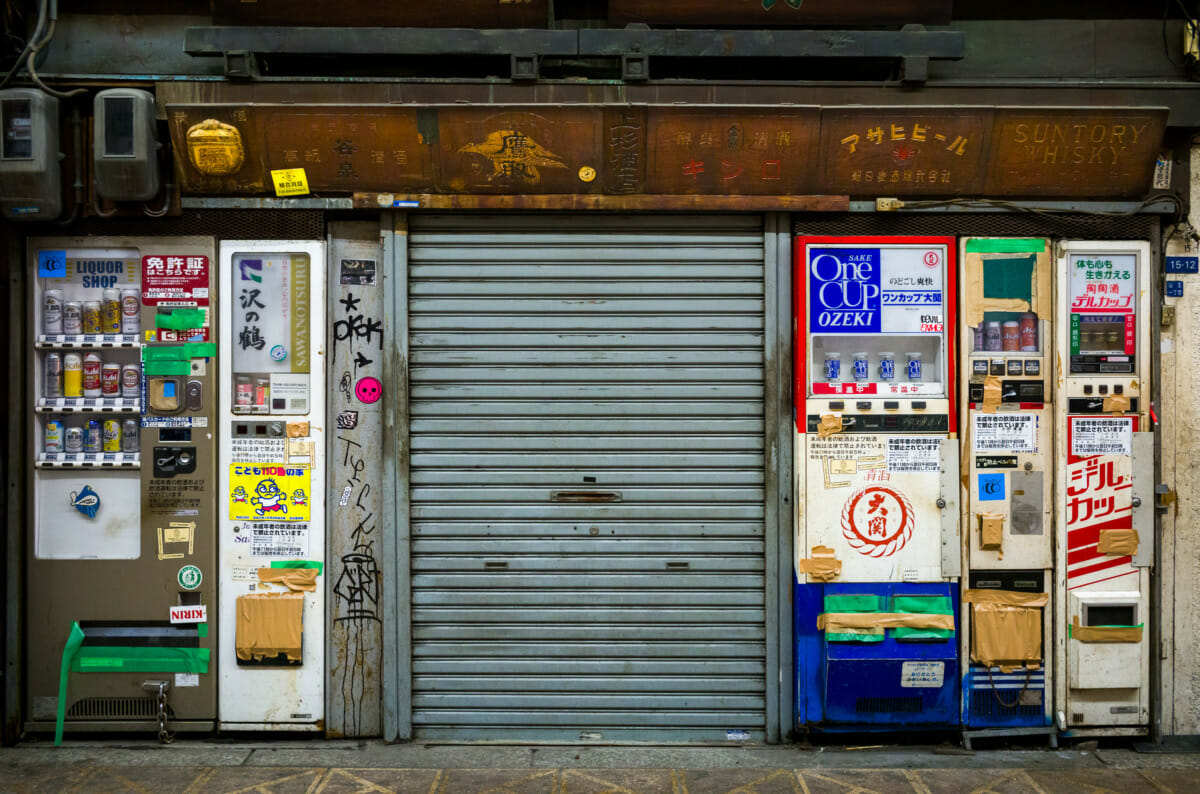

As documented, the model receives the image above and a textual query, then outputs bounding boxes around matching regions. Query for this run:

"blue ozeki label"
[809,248,881,333]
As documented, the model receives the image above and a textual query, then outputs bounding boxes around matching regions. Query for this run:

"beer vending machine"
[218,240,326,730]
[25,237,218,738]
[795,236,961,731]
[958,238,1056,744]
[1055,241,1154,735]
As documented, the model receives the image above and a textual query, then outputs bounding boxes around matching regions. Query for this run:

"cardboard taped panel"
[1097,528,1139,556]
[817,413,843,438]
[980,513,1004,554]
[818,612,955,632]
[1071,616,1143,643]
[798,544,842,582]
[981,375,1003,413]
[257,567,319,592]
[971,602,1042,671]
[963,589,1049,608]
[236,592,303,662]
[1103,394,1131,414]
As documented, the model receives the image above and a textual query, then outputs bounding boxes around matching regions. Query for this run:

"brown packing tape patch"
[979,513,1004,557]
[257,567,319,592]
[286,421,310,438]
[980,298,1032,315]
[797,557,842,582]
[818,612,955,632]
[235,592,303,662]
[963,589,1049,608]
[817,413,843,438]
[970,602,1043,669]
[1034,244,1051,318]
[1071,616,1142,643]
[964,253,985,329]
[811,545,836,558]
[1103,394,1131,414]
[1096,529,1139,556]
[981,375,1003,414]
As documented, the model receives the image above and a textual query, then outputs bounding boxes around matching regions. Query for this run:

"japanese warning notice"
[885,437,941,473]
[973,413,1037,453]
[1072,416,1133,457]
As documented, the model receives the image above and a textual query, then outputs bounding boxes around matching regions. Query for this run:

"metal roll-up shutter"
[407,214,768,742]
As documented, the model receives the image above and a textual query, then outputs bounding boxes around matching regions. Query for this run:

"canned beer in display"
[63,301,82,335]
[65,426,83,453]
[906,352,923,381]
[852,352,870,381]
[81,301,101,334]
[984,321,1002,351]
[83,420,101,452]
[122,419,139,453]
[121,364,140,398]
[255,376,271,409]
[1106,329,1122,351]
[82,353,103,397]
[973,325,985,352]
[879,352,895,380]
[101,289,121,333]
[1001,321,1021,352]
[43,289,63,334]
[44,352,63,397]
[44,420,63,453]
[102,419,121,452]
[101,363,120,395]
[1019,313,1038,352]
[120,289,140,333]
[823,353,841,381]
[63,353,83,397]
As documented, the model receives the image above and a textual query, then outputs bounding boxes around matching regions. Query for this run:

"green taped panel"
[156,309,206,330]
[824,593,885,643]
[893,595,955,640]
[71,646,210,674]
[55,622,86,746]
[270,560,324,574]
[966,238,1045,253]
[142,343,217,361]
[197,623,208,638]
[983,255,1035,301]
[144,360,190,376]
[1069,623,1144,637]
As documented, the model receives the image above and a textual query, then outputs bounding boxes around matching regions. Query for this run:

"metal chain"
[156,682,174,745]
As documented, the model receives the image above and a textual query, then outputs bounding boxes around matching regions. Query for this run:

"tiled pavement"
[3,742,1199,793]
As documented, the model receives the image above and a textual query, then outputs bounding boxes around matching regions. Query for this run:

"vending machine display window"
[229,252,312,414]
[1066,253,1137,373]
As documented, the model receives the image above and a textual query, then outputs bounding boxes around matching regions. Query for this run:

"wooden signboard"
[211,0,549,28]
[165,104,1167,200]
[608,0,952,27]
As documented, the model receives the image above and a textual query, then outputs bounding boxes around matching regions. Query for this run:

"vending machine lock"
[154,446,197,478]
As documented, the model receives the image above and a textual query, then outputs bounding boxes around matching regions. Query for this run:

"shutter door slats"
[409,214,766,741]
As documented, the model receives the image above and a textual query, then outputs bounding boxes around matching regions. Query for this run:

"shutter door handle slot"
[666,561,690,570]
[484,561,508,569]
[551,490,622,503]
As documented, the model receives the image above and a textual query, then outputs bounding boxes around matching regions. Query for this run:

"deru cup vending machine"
[957,238,1056,747]
[1054,241,1154,736]
[795,236,961,732]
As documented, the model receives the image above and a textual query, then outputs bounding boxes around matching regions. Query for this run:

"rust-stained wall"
[1160,146,1200,735]
[326,222,385,737]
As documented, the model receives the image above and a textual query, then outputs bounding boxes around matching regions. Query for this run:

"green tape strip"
[155,309,206,330]
[1069,623,1144,637]
[70,646,210,674]
[142,343,217,361]
[824,594,886,644]
[55,622,86,746]
[197,623,208,638]
[892,595,955,641]
[144,361,190,376]
[270,560,324,574]
[965,238,1045,253]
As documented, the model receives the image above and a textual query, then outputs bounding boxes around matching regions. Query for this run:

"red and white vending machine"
[1055,240,1154,735]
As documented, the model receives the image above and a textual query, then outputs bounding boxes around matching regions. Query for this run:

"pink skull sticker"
[355,376,383,404]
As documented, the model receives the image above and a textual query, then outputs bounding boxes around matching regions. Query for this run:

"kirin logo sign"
[809,248,882,333]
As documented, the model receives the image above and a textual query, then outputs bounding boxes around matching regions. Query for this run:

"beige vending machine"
[958,238,1056,747]
[24,237,218,741]
[1055,240,1154,736]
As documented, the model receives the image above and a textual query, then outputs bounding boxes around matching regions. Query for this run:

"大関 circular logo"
[841,485,915,558]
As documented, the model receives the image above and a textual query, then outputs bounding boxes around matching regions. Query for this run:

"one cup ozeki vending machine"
[1054,241,1154,735]
[795,236,960,732]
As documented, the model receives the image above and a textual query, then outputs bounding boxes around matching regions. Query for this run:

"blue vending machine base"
[963,664,1049,728]
[797,580,960,732]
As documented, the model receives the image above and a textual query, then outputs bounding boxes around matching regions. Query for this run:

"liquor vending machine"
[795,236,961,731]
[218,241,326,730]
[1055,241,1154,734]
[25,237,218,739]
[958,238,1056,743]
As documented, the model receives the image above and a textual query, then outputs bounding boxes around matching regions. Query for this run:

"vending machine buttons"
[883,401,900,410]
[990,359,1006,375]
[913,401,927,410]
[1024,360,1041,376]
[973,360,989,376]
[1098,385,1109,395]
[856,401,871,410]
[1006,360,1024,376]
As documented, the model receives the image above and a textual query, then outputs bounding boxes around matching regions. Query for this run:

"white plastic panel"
[35,470,140,559]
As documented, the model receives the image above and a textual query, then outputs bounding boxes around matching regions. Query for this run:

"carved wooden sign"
[211,0,549,28]
[608,0,953,26]
[165,104,1167,200]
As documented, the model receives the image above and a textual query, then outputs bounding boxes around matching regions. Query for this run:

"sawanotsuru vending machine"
[1054,241,1154,736]
[795,236,960,732]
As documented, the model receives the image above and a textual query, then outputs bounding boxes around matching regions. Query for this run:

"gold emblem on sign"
[578,166,597,182]
[186,118,245,176]
[458,129,566,184]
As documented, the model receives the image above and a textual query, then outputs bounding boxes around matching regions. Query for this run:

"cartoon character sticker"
[70,485,101,519]
[355,376,382,404]
[229,464,310,522]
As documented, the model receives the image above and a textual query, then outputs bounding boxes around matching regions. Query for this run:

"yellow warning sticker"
[270,168,310,197]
